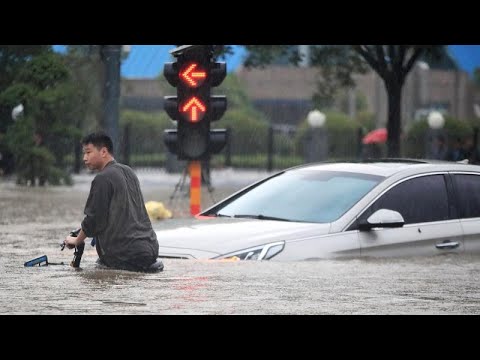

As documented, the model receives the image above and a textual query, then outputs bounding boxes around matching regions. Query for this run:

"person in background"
[447,138,466,162]
[431,134,448,160]
[463,136,480,165]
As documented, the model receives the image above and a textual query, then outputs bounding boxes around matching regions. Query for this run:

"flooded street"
[2,170,480,314]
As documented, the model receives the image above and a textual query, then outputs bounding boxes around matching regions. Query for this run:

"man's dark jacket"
[81,160,159,267]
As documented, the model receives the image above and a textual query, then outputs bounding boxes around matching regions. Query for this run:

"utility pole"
[100,45,121,154]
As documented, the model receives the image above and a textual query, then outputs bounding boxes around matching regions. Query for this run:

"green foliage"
[421,46,458,71]
[443,117,473,140]
[337,90,369,114]
[308,46,371,108]
[402,119,430,158]
[275,131,296,156]
[243,45,447,157]
[324,112,361,159]
[0,84,34,132]
[242,46,301,68]
[128,72,270,161]
[404,117,473,158]
[0,46,52,91]
[66,45,100,57]
[467,115,480,132]
[295,111,360,159]
[474,67,480,88]
[356,111,376,133]
[5,116,71,185]
[17,52,69,89]
[63,52,103,134]
[217,73,253,109]
[120,110,173,155]
[0,51,77,185]
[214,73,271,155]
[216,108,269,155]
[160,72,253,110]
[0,83,35,107]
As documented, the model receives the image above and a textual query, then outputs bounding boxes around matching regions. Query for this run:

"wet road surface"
[2,170,480,314]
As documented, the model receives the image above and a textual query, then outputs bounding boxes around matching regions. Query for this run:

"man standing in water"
[63,132,162,272]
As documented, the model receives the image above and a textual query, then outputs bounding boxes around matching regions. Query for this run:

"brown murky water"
[2,170,480,314]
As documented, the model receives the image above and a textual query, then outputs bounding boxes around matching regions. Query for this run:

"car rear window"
[454,174,480,218]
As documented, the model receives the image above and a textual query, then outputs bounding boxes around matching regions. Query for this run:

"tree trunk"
[385,81,402,157]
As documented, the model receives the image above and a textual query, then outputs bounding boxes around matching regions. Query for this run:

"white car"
[155,160,480,261]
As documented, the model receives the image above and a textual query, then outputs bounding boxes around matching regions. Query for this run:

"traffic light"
[163,45,228,160]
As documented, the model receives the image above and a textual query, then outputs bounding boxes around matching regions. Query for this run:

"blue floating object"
[24,255,48,267]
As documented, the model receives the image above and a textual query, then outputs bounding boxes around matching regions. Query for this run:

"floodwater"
[2,169,480,314]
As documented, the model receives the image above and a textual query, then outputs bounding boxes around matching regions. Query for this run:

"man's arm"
[64,228,87,249]
[81,175,112,238]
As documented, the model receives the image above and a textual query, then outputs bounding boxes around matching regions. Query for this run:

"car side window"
[358,175,449,226]
[454,174,480,219]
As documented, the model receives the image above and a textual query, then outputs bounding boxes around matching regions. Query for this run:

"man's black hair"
[81,132,114,154]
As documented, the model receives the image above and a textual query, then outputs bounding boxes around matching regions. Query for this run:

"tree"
[0,45,52,132]
[228,45,447,157]
[351,45,444,157]
[474,67,480,88]
[0,51,79,185]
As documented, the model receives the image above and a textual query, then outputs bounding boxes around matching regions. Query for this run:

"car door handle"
[435,241,460,250]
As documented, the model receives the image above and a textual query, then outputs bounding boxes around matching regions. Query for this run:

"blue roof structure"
[448,45,480,75]
[53,45,246,78]
[121,45,247,78]
[53,45,480,79]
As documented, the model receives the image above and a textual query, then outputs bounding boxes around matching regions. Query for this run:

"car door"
[452,172,480,254]
[353,174,464,257]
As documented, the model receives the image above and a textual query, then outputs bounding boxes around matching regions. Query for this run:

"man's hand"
[64,236,85,250]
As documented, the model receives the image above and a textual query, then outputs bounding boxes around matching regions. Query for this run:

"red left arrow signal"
[181,97,206,122]
[180,63,207,87]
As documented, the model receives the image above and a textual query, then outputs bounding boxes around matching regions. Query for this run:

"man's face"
[83,143,106,171]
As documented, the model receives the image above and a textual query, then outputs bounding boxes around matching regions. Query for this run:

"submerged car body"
[155,160,480,261]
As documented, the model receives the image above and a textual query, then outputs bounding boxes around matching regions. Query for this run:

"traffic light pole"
[163,45,228,216]
[189,161,202,215]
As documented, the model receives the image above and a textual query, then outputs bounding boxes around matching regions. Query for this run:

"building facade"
[121,65,480,129]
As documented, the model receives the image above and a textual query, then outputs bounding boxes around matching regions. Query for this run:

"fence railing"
[64,123,480,175]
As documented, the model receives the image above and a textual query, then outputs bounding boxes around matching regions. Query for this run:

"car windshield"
[215,170,385,223]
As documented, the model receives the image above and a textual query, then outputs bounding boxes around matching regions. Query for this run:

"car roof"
[287,159,480,178]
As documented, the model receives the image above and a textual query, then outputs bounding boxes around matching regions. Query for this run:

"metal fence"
[116,123,365,173]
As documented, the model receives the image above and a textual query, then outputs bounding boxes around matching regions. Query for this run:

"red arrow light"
[180,63,207,88]
[181,96,207,122]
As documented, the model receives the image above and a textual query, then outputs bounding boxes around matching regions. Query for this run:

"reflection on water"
[4,251,480,314]
[2,179,480,314]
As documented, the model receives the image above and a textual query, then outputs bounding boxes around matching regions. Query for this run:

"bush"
[119,99,270,165]
[403,117,473,158]
[356,111,376,133]
[120,110,173,156]
[216,108,269,155]
[5,116,71,185]
[295,111,360,159]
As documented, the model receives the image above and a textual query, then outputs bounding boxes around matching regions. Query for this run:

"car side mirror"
[358,209,405,231]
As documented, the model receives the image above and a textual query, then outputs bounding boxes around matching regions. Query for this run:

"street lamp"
[426,110,446,159]
[305,110,328,163]
[307,110,326,128]
[427,110,445,129]
[11,103,24,121]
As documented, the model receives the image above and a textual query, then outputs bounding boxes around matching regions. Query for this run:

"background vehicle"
[155,160,480,261]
